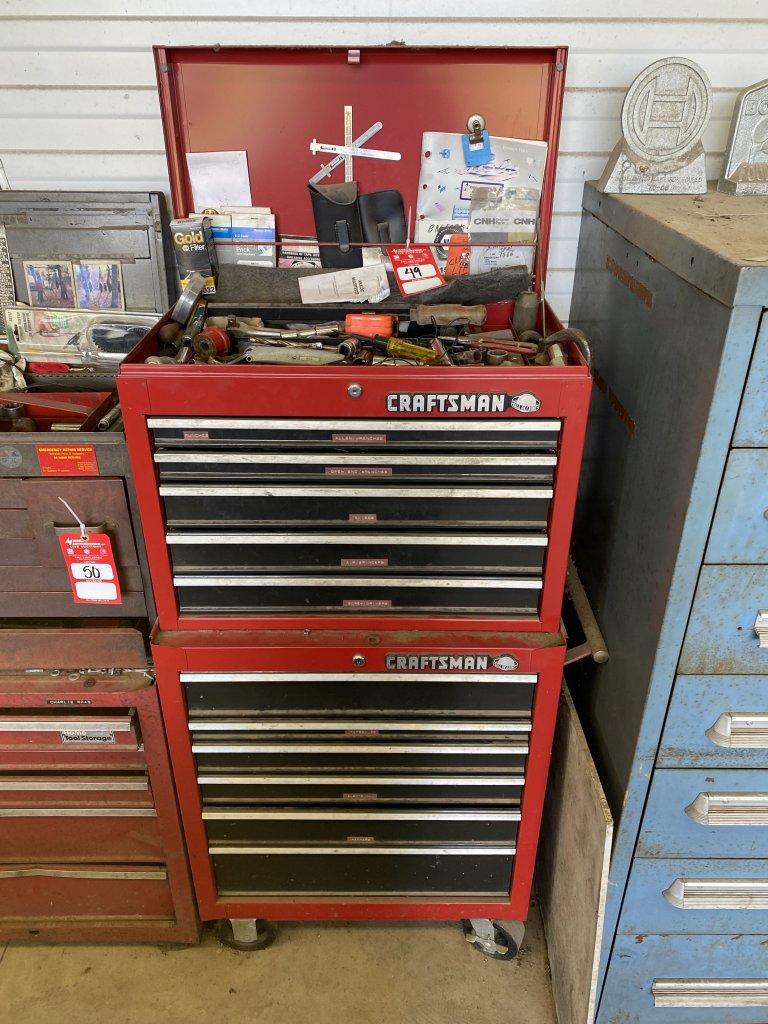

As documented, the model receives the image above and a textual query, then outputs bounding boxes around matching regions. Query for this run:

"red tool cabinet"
[152,629,564,924]
[115,44,588,953]
[0,670,199,944]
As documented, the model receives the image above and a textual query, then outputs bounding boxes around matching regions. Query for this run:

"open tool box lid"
[153,44,567,293]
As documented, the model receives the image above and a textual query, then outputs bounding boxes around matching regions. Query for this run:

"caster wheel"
[214,918,277,952]
[461,918,525,961]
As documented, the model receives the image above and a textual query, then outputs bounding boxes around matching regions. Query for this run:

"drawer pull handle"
[0,807,156,818]
[189,719,530,734]
[182,671,537,684]
[173,575,543,590]
[192,741,529,755]
[0,866,167,881]
[154,453,557,468]
[197,774,524,788]
[653,979,768,1008]
[663,877,768,910]
[209,844,516,857]
[167,532,548,548]
[201,809,521,822]
[159,484,553,499]
[685,792,768,825]
[755,609,768,648]
[706,712,768,748]
[0,717,132,733]
[148,417,561,434]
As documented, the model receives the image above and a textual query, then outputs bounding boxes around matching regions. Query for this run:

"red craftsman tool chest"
[118,44,590,955]
[0,669,198,944]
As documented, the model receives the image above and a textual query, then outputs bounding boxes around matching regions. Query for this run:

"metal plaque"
[717,79,768,195]
[598,57,712,195]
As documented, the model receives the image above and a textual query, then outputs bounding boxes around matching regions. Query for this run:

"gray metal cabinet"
[569,183,768,1023]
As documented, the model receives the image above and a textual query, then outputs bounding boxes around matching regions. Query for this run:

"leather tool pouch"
[309,181,364,268]
[359,190,407,245]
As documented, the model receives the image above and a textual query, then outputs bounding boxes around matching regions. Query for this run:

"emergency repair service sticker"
[385,653,520,671]
[385,391,541,414]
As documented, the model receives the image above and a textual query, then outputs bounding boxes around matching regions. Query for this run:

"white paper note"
[186,151,252,211]
[298,265,390,304]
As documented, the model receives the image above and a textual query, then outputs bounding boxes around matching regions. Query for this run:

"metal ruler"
[344,105,353,182]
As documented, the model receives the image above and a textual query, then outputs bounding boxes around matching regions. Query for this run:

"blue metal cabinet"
[570,183,768,1024]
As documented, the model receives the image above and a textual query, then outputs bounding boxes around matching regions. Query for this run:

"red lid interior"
[154,46,567,282]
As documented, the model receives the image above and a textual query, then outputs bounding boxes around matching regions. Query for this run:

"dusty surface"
[0,902,555,1024]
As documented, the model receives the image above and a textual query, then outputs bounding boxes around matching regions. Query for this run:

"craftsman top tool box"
[119,45,590,633]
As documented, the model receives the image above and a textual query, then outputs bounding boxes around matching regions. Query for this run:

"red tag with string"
[386,244,444,296]
[58,532,122,605]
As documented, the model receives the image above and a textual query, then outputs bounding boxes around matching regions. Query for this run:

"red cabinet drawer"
[0,807,163,862]
[0,773,152,807]
[0,710,141,750]
[0,865,174,919]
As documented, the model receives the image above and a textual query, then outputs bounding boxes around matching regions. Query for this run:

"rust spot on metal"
[634,934,646,944]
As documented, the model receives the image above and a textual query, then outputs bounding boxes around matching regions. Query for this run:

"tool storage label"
[37,444,99,476]
[58,531,122,605]
[385,391,541,414]
[60,730,115,744]
[385,653,519,671]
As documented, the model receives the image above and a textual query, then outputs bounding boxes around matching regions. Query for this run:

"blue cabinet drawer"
[658,675,768,768]
[638,769,768,859]
[599,933,768,1024]
[620,858,768,936]
[679,567,768,675]
[706,450,768,564]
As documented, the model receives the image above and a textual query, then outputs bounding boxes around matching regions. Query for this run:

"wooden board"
[536,682,612,1024]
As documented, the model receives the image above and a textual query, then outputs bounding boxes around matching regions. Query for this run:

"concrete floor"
[0,902,556,1024]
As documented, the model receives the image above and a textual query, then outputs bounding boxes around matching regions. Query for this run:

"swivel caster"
[214,917,277,952]
[461,918,525,961]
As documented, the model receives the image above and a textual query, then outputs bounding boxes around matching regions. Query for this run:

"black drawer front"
[174,575,542,615]
[159,485,552,529]
[167,532,548,575]
[203,808,520,844]
[197,770,525,805]
[154,452,556,484]
[149,417,561,451]
[211,846,514,895]
[192,741,529,773]
[182,671,537,716]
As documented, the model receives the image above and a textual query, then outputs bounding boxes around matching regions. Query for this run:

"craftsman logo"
[60,730,115,744]
[386,392,541,414]
[384,653,519,672]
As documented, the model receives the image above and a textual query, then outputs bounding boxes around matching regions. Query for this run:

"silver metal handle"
[167,532,548,548]
[706,712,768,748]
[663,877,768,909]
[565,557,609,665]
[0,717,131,732]
[0,866,166,881]
[0,807,156,818]
[196,774,524,788]
[160,484,552,499]
[173,574,542,590]
[182,671,537,683]
[154,452,557,467]
[0,777,148,792]
[148,416,561,434]
[202,808,521,822]
[755,610,768,648]
[653,979,768,1008]
[189,719,530,734]
[191,741,529,755]
[208,844,516,856]
[685,791,768,825]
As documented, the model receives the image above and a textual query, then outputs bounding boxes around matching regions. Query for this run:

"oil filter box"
[171,217,218,295]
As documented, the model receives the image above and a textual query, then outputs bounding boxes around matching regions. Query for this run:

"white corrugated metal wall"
[1,1,767,321]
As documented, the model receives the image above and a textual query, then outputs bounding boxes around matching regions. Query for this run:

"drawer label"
[332,433,387,444]
[60,730,115,744]
[343,792,378,801]
[384,653,519,671]
[347,835,375,843]
[341,558,389,568]
[343,599,392,608]
[47,699,93,706]
[326,467,392,477]
[183,430,209,440]
[348,513,377,523]
[37,444,98,476]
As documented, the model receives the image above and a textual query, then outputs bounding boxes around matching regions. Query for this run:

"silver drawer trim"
[197,774,524,787]
[181,671,538,684]
[685,791,768,826]
[174,575,543,590]
[0,778,149,792]
[0,717,132,732]
[653,979,768,1007]
[202,809,521,821]
[707,712,768,748]
[167,532,548,547]
[0,867,168,881]
[0,807,156,818]
[190,720,531,734]
[159,484,553,499]
[663,877,768,909]
[192,742,529,755]
[208,844,517,856]
[149,417,560,434]
[154,452,557,467]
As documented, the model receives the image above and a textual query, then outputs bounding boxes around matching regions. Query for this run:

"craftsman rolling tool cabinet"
[0,664,198,944]
[117,44,591,954]
[570,184,768,1021]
